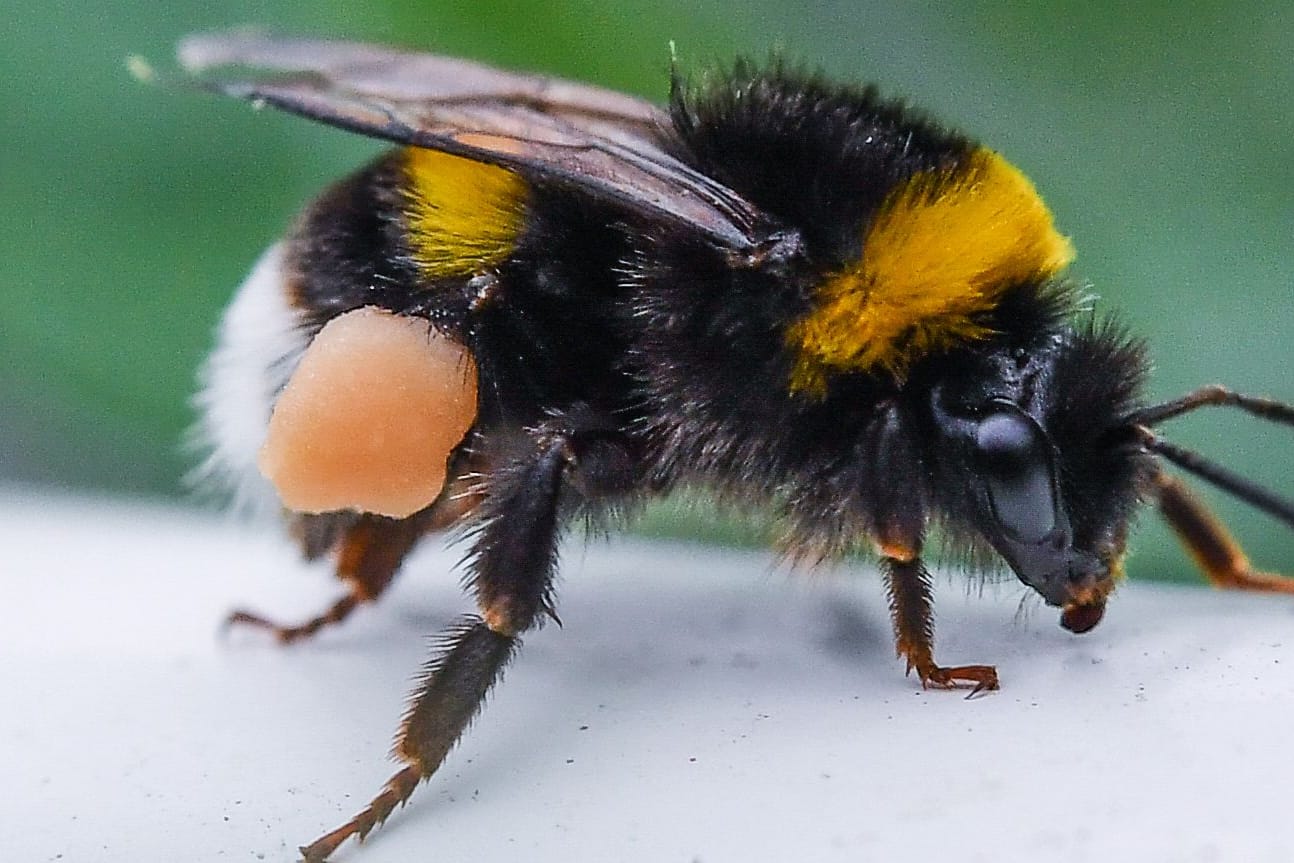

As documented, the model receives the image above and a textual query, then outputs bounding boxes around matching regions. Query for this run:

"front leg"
[298,422,634,862]
[1155,471,1294,594]
[868,404,997,695]
[882,554,999,696]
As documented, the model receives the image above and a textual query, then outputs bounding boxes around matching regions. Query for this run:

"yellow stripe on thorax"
[403,147,528,279]
[787,149,1074,393]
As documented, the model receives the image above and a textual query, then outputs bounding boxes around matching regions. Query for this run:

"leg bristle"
[298,765,421,862]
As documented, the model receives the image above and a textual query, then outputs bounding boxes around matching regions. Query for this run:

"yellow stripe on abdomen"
[788,149,1074,392]
[403,148,528,279]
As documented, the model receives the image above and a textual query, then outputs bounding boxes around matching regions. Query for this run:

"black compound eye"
[974,411,1058,543]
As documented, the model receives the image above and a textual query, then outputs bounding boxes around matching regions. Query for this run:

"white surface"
[6,493,1294,863]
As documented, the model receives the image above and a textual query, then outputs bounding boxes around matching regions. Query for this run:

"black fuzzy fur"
[279,62,1152,611]
[667,60,971,264]
[202,50,1211,858]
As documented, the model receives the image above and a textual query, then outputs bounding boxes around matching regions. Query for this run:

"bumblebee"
[177,32,1294,861]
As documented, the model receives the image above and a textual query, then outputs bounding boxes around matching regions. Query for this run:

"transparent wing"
[179,32,764,250]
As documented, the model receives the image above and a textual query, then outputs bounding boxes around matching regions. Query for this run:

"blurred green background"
[2,0,1291,581]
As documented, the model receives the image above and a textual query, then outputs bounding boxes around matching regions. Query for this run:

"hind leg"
[298,421,636,861]
[223,509,436,642]
[225,449,487,642]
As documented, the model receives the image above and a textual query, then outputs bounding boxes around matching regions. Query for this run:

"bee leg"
[298,429,613,862]
[1156,472,1294,594]
[224,509,438,643]
[298,617,516,863]
[226,448,489,643]
[882,555,1000,695]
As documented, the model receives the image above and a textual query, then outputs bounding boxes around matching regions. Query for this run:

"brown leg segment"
[299,432,587,861]
[299,617,517,862]
[1155,472,1294,594]
[882,555,999,695]
[225,509,437,643]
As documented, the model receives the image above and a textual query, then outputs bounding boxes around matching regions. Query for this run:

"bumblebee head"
[909,301,1294,634]
[918,317,1153,631]
[932,396,1117,629]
